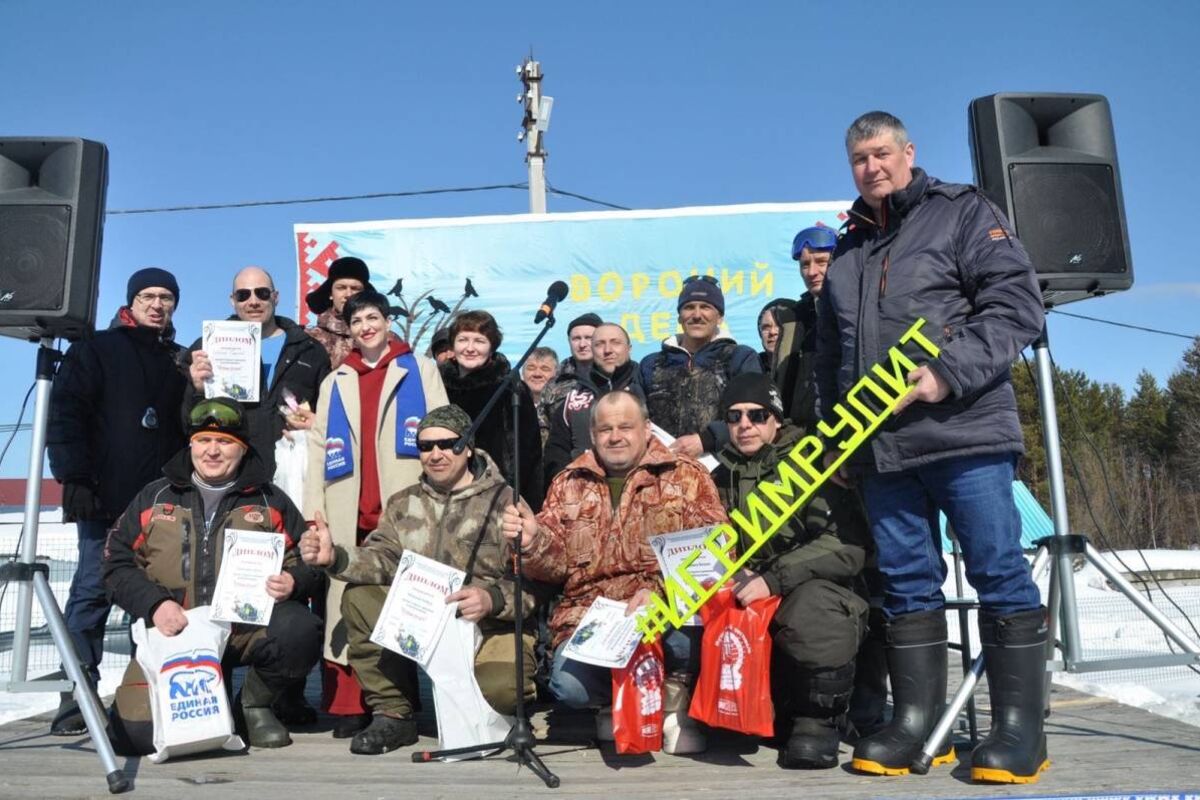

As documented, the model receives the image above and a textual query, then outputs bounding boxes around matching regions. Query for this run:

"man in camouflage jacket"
[303,404,535,756]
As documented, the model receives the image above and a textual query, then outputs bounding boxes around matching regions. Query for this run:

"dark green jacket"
[712,423,868,597]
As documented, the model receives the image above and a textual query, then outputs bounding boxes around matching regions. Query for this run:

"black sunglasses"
[683,274,719,286]
[233,287,273,302]
[416,436,462,453]
[724,408,773,425]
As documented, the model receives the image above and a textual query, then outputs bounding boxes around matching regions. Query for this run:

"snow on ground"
[3,511,1199,728]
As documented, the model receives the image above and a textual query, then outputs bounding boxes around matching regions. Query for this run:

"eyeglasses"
[416,436,462,453]
[233,287,273,302]
[724,408,773,425]
[134,291,176,307]
[683,274,719,286]
[189,399,244,429]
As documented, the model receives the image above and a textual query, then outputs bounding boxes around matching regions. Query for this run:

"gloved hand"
[62,481,102,522]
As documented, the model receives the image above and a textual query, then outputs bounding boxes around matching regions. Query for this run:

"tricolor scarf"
[324,353,427,481]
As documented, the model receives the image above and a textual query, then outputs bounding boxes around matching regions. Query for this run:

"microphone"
[534,280,569,323]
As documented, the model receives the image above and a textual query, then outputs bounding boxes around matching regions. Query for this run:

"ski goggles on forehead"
[233,287,273,302]
[724,408,774,425]
[791,226,838,260]
[189,400,244,429]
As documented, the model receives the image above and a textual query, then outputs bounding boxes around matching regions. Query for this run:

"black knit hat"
[305,257,378,314]
[567,313,603,334]
[126,267,180,307]
[677,276,725,315]
[719,372,785,421]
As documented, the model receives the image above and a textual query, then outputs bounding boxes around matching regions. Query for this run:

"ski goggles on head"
[188,399,248,445]
[791,226,838,260]
[682,274,719,286]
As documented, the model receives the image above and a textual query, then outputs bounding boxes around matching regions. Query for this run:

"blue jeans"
[63,520,113,685]
[862,453,1041,619]
[549,627,698,709]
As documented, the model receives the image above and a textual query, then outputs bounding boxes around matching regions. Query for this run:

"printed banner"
[295,202,849,361]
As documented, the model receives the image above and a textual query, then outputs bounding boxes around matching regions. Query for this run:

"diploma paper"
[649,526,725,626]
[370,552,465,668]
[649,423,719,472]
[561,596,643,670]
[202,320,262,402]
[210,530,285,627]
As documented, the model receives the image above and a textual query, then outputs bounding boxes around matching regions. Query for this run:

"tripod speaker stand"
[0,341,129,793]
[911,323,1200,773]
[410,312,560,788]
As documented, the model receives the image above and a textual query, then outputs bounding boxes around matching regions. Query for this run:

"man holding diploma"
[103,399,321,753]
[301,404,536,756]
[503,391,727,754]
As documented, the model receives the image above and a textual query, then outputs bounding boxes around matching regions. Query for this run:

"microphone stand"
[412,313,560,788]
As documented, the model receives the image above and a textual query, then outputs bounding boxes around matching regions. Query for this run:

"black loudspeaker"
[0,138,109,341]
[968,93,1132,308]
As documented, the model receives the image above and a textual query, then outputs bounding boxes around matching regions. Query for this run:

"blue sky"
[2,0,1198,477]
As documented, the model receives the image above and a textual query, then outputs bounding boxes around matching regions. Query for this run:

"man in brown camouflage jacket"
[504,391,727,754]
[302,404,534,756]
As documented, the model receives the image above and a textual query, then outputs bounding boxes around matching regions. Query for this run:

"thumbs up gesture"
[301,510,335,567]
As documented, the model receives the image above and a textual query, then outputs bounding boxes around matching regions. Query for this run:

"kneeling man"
[504,391,728,753]
[712,373,869,769]
[104,399,322,752]
[301,405,535,755]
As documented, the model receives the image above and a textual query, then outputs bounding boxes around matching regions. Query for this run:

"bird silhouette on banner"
[387,278,404,298]
[464,278,479,298]
[427,297,452,315]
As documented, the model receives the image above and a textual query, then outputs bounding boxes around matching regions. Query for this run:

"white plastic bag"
[132,606,245,763]
[273,430,308,509]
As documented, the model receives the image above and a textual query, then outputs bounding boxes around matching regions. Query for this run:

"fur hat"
[305,257,378,314]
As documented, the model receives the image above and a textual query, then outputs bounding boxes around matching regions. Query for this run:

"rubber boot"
[349,713,417,755]
[847,607,889,741]
[272,680,318,727]
[594,706,614,742]
[661,674,706,755]
[236,669,292,748]
[779,662,855,770]
[971,607,1051,784]
[850,609,955,775]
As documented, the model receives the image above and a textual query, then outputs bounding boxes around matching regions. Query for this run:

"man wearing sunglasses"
[815,111,1047,783]
[711,372,869,769]
[185,267,331,476]
[300,405,536,756]
[47,267,189,735]
[103,398,322,754]
[640,275,761,460]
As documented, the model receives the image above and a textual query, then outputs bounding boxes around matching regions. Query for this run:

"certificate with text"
[561,596,643,670]
[649,526,725,626]
[210,529,285,627]
[370,552,465,668]
[202,320,261,402]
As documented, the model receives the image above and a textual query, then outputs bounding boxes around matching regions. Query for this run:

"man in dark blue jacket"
[47,267,188,735]
[815,111,1048,784]
[640,276,760,458]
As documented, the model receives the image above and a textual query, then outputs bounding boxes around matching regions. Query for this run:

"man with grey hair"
[815,111,1049,783]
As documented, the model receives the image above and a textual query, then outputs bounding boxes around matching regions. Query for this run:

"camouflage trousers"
[342,584,536,717]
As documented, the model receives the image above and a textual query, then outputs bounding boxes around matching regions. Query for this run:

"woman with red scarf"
[304,290,448,738]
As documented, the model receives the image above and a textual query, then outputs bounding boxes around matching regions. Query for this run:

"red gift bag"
[611,639,665,753]
[689,586,781,737]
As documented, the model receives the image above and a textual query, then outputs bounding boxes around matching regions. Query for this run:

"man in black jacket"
[47,267,188,735]
[542,322,644,482]
[103,398,321,752]
[185,267,331,475]
[815,111,1048,783]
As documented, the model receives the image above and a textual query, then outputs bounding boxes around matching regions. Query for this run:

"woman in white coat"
[305,290,448,737]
